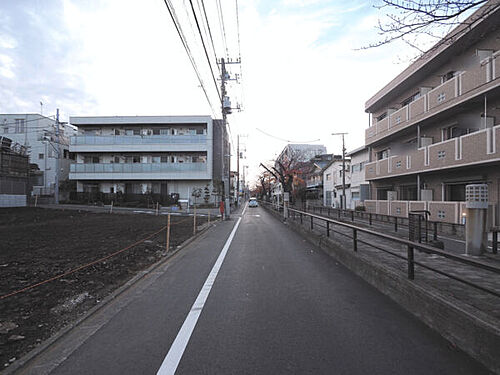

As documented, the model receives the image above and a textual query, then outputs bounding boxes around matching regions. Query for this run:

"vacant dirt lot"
[0,207,206,369]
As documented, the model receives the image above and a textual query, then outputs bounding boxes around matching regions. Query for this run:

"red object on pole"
[219,201,225,215]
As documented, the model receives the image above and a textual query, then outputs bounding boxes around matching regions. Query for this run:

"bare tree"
[366,0,499,53]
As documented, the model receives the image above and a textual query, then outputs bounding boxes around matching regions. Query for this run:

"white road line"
[156,215,243,375]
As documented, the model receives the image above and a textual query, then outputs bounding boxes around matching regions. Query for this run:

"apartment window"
[110,187,114,194]
[152,156,161,163]
[189,129,196,135]
[442,71,455,83]
[326,173,331,181]
[92,156,100,163]
[39,153,44,159]
[115,129,121,135]
[133,156,140,163]
[63,149,69,159]
[376,112,387,121]
[352,192,360,199]
[437,150,446,159]
[133,129,140,135]
[441,126,460,141]
[377,149,389,160]
[437,92,446,103]
[161,156,169,163]
[171,156,175,163]
[15,119,25,133]
[153,129,160,135]
[196,128,204,135]
[395,116,401,125]
[401,92,420,107]
[437,210,446,219]
[192,156,199,162]
[114,156,120,163]
[125,129,134,136]
[160,128,170,135]
[396,161,402,168]
[396,207,401,214]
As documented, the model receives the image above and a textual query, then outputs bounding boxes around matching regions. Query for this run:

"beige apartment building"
[363,3,500,225]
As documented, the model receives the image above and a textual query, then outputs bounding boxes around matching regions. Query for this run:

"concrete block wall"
[0,194,26,207]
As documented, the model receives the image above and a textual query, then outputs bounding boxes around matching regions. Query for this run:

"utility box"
[465,184,488,256]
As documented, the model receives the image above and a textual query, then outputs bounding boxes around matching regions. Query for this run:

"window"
[125,129,134,136]
[437,92,446,103]
[153,129,160,135]
[401,92,420,107]
[196,128,204,135]
[376,112,387,121]
[171,156,175,163]
[84,156,92,163]
[396,207,401,214]
[442,71,455,83]
[39,153,44,159]
[192,156,199,162]
[133,129,140,135]
[92,156,100,163]
[114,156,120,163]
[326,173,331,181]
[189,129,196,135]
[395,116,401,125]
[437,150,446,159]
[63,149,69,159]
[132,156,140,163]
[352,191,360,199]
[396,161,402,168]
[110,187,114,194]
[15,119,25,133]
[377,149,389,160]
[115,129,121,135]
[160,128,170,135]
[437,210,446,219]
[441,126,460,141]
[161,156,169,163]
[152,156,160,163]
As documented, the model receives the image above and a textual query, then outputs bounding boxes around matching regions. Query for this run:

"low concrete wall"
[265,206,500,373]
[0,194,26,207]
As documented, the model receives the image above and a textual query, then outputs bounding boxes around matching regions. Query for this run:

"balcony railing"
[365,51,500,144]
[364,124,500,180]
[70,162,207,174]
[70,134,207,145]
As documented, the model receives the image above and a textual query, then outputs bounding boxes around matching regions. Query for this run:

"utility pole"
[236,134,240,207]
[332,132,348,209]
[218,56,241,218]
[55,109,60,205]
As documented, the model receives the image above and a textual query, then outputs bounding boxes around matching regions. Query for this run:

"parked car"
[248,198,258,207]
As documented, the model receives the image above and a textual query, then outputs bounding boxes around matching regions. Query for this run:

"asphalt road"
[18,204,490,374]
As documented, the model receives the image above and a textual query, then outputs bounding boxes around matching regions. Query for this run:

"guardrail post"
[394,217,398,232]
[493,230,498,254]
[351,211,354,222]
[433,222,438,241]
[327,208,330,216]
[310,216,314,230]
[353,228,357,252]
[369,213,372,226]
[326,221,330,237]
[300,213,303,224]
[338,210,341,220]
[407,245,414,280]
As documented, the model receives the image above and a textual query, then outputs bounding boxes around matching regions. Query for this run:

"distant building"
[276,143,327,167]
[0,113,75,196]
[69,115,227,204]
[0,137,29,207]
[345,146,370,209]
[322,155,350,208]
[305,154,335,201]
[363,3,500,224]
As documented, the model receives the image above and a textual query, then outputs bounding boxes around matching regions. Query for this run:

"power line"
[199,0,220,74]
[188,0,221,101]
[256,128,321,144]
[216,0,229,58]
[235,0,242,59]
[162,0,218,117]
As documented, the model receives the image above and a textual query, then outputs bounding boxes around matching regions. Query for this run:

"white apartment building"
[345,146,370,209]
[323,155,351,208]
[0,113,75,195]
[69,116,224,204]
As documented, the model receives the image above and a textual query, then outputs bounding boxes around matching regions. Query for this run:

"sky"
[0,0,423,186]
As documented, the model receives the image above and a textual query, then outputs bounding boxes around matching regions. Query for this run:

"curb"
[3,220,220,375]
[264,206,500,374]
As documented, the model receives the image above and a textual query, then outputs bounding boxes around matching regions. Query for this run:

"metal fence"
[261,201,500,298]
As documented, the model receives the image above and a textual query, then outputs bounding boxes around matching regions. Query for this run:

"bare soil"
[0,207,206,369]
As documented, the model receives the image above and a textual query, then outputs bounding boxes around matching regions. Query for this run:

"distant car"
[248,198,258,207]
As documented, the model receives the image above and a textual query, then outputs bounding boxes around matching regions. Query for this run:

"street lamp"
[332,132,348,210]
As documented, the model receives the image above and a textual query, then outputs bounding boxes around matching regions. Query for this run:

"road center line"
[156,208,244,375]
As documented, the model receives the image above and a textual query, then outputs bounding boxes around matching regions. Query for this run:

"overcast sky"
[0,0,420,185]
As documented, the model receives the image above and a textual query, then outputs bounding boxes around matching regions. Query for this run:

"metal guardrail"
[261,200,500,298]
[304,204,464,241]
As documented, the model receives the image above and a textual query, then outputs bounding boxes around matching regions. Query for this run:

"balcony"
[69,162,209,180]
[365,124,500,180]
[365,51,500,145]
[70,134,208,153]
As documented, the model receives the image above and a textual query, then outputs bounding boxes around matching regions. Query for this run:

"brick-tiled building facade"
[363,2,500,225]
